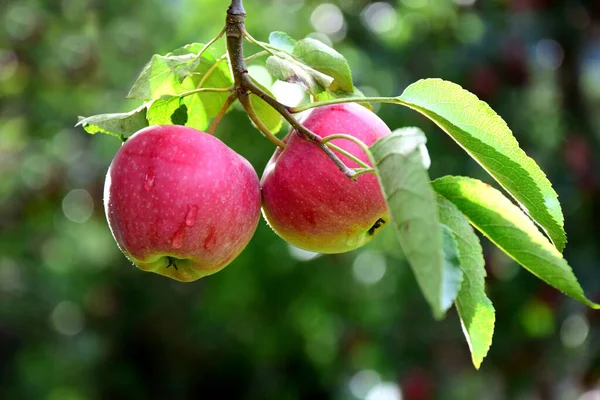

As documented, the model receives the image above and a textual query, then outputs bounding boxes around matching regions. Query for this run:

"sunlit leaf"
[433,176,598,309]
[76,105,148,140]
[249,80,282,134]
[396,79,566,251]
[266,56,332,95]
[186,55,233,118]
[437,194,495,369]
[127,44,202,100]
[181,93,210,131]
[147,97,186,126]
[126,43,233,125]
[293,38,353,93]
[268,31,297,53]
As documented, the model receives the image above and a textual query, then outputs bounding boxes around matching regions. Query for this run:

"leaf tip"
[589,302,600,310]
[74,117,85,127]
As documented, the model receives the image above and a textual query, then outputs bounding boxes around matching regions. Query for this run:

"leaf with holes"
[127,43,204,100]
[76,105,148,140]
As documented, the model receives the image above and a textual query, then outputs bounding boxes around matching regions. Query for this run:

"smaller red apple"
[104,125,261,282]
[260,103,391,253]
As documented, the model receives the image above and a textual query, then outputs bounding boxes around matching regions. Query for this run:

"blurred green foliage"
[1,0,600,399]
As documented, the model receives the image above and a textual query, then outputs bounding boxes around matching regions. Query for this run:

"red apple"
[104,125,261,282]
[261,103,391,253]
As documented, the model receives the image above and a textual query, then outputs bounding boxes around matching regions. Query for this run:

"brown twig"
[224,0,356,179]
[207,91,238,134]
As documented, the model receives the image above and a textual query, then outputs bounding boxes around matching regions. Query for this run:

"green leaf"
[147,96,208,131]
[127,44,202,100]
[433,176,599,309]
[293,38,353,93]
[169,42,204,57]
[266,55,332,95]
[437,194,495,369]
[186,55,233,118]
[147,97,184,126]
[268,31,297,53]
[370,131,448,319]
[181,93,210,130]
[396,78,566,251]
[249,80,282,134]
[388,127,430,169]
[76,105,148,139]
[126,44,233,124]
[170,103,189,125]
[440,225,465,313]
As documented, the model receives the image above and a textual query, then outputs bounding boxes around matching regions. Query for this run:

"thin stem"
[245,50,269,63]
[195,54,228,89]
[326,142,370,169]
[239,94,286,148]
[242,31,308,71]
[290,96,397,113]
[353,168,376,178]
[243,31,291,56]
[179,86,234,98]
[196,28,226,61]
[244,78,356,178]
[207,91,238,134]
[321,133,371,155]
[242,30,278,57]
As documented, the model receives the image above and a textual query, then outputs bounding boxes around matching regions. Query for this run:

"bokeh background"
[2,0,600,399]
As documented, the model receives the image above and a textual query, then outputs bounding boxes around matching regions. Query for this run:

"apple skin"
[104,125,261,282]
[261,103,391,254]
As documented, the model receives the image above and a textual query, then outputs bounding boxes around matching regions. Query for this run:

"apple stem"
[289,96,399,114]
[321,134,371,159]
[224,0,357,179]
[244,50,269,63]
[325,142,370,169]
[195,27,226,64]
[195,53,229,88]
[178,86,234,99]
[166,257,178,271]
[239,94,286,148]
[207,91,239,134]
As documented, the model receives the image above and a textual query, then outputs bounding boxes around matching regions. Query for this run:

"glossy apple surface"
[104,125,261,282]
[261,103,391,253]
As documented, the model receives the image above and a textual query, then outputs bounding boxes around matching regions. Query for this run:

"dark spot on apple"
[166,256,178,270]
[203,228,217,250]
[368,218,386,236]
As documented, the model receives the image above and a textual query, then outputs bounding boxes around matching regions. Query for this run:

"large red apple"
[261,103,391,253]
[104,125,261,282]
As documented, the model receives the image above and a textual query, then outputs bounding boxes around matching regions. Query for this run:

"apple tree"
[77,0,598,369]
